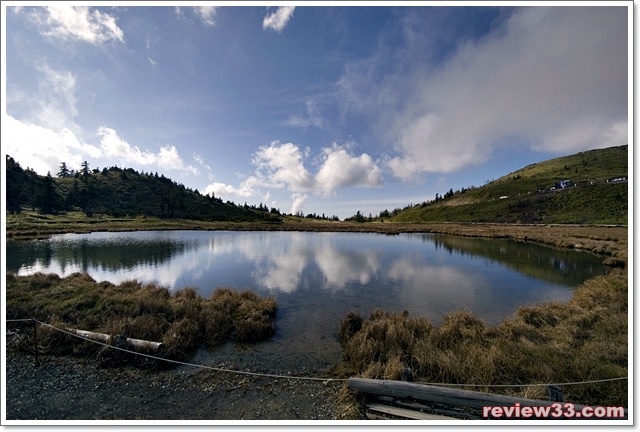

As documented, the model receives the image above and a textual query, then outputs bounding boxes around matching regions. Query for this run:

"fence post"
[546,384,563,402]
[31,318,40,366]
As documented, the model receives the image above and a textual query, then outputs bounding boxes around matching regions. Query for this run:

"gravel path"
[5,351,344,422]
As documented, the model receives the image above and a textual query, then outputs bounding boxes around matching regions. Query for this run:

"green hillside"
[5,156,281,223]
[389,145,628,225]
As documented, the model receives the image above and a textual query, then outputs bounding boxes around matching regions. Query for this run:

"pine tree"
[57,162,70,178]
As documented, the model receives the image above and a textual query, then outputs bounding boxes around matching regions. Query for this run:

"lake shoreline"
[6,214,628,261]
[4,218,629,421]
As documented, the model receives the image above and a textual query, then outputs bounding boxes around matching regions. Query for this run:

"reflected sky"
[8,230,607,319]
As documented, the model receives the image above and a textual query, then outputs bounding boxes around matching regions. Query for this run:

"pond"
[6,230,608,374]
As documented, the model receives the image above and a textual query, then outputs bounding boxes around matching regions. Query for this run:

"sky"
[2,2,631,220]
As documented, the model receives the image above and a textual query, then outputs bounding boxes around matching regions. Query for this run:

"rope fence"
[6,318,629,389]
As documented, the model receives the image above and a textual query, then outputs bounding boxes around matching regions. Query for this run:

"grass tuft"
[339,268,628,406]
[6,273,278,365]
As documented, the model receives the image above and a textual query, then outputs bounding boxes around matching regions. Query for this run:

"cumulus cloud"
[253,141,317,192]
[315,144,382,197]
[6,60,198,178]
[4,115,99,175]
[290,193,307,215]
[339,7,628,181]
[204,181,255,199]
[263,6,295,32]
[205,140,382,214]
[28,6,124,44]
[97,127,198,175]
[4,114,199,177]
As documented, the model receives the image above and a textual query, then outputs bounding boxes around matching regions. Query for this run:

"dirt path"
[5,351,344,422]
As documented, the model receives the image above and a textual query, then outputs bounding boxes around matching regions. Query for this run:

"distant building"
[555,180,573,189]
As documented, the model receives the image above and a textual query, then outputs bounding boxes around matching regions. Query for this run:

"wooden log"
[71,328,110,343]
[68,329,163,351]
[349,378,628,419]
[126,336,163,351]
[366,402,458,420]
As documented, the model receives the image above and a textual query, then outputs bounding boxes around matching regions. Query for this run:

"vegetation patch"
[6,273,277,366]
[336,267,628,418]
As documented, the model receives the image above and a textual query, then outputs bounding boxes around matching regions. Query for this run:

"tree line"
[5,156,281,223]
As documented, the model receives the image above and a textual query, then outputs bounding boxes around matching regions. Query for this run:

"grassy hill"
[389,145,628,225]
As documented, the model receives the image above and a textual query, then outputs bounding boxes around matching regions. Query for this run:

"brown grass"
[338,268,628,412]
[6,274,278,365]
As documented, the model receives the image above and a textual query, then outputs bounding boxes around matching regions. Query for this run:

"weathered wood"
[126,336,164,351]
[366,403,458,420]
[71,328,110,343]
[68,329,163,351]
[375,396,480,420]
[349,378,628,419]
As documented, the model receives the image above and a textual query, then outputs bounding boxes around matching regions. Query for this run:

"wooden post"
[547,384,564,402]
[31,318,39,366]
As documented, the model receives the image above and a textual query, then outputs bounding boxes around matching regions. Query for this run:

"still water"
[7,230,608,373]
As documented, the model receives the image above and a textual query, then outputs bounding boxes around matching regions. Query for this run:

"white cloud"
[4,116,201,178]
[253,141,317,192]
[207,141,383,211]
[262,6,295,32]
[315,144,382,197]
[175,6,218,27]
[195,6,218,27]
[98,127,155,164]
[27,64,81,132]
[287,99,323,128]
[204,181,255,199]
[290,193,307,215]
[158,145,199,175]
[97,127,198,175]
[338,7,628,181]
[29,6,124,44]
[4,115,99,175]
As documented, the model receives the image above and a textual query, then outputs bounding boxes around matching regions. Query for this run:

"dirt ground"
[4,350,345,423]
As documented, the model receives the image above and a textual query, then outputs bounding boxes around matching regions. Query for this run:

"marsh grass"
[6,272,278,365]
[338,268,628,417]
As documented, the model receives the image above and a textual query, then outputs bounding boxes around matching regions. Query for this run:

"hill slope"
[5,156,281,223]
[389,145,628,225]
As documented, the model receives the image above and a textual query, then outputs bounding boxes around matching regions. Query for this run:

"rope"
[6,319,36,323]
[414,377,628,388]
[11,319,629,388]
[34,320,346,383]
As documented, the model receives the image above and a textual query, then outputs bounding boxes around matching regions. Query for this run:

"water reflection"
[7,230,608,324]
[7,230,609,372]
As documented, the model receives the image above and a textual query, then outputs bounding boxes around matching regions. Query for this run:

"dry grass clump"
[6,273,278,366]
[205,288,277,343]
[339,268,628,407]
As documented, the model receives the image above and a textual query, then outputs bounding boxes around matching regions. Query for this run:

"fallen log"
[68,328,163,351]
[349,378,628,420]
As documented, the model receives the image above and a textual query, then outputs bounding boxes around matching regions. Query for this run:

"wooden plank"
[377,397,480,420]
[366,403,458,420]
[349,378,628,419]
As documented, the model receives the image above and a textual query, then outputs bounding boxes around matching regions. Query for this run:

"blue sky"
[3,3,630,219]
